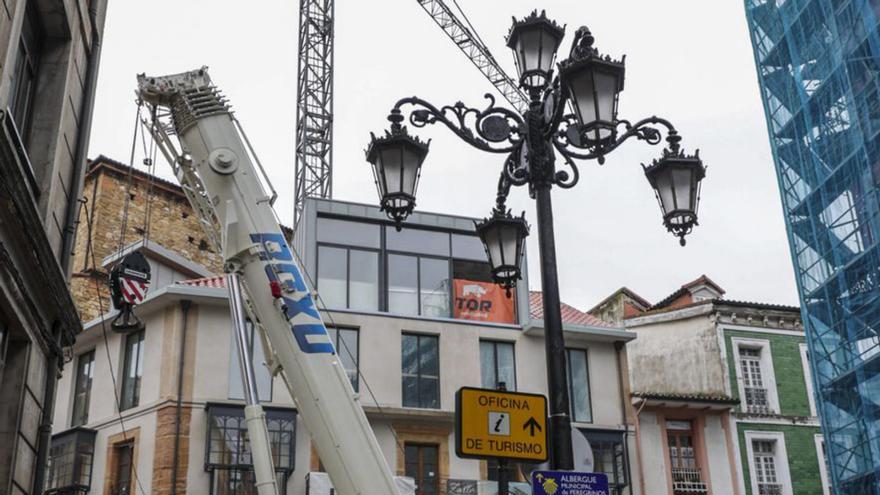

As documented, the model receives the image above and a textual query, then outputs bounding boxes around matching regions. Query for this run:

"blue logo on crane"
[251,233,334,354]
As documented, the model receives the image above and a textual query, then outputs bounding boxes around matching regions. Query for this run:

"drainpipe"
[32,323,63,493]
[171,300,191,495]
[614,341,635,495]
[632,399,648,495]
[60,0,103,274]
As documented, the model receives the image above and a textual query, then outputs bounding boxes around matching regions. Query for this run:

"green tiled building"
[719,301,830,495]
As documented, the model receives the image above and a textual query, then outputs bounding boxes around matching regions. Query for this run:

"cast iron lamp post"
[367,10,705,470]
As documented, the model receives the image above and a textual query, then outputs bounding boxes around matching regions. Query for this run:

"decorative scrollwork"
[553,115,678,163]
[391,94,524,153]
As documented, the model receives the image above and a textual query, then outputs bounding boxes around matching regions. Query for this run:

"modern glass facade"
[745,1,880,492]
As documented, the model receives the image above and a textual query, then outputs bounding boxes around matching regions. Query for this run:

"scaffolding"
[745,0,880,492]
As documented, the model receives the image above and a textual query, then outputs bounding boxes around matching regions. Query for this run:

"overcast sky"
[88,0,800,309]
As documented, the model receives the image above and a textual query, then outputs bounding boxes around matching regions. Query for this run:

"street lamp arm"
[389,94,524,154]
[554,115,678,163]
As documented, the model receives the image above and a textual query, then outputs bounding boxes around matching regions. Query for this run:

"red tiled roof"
[179,276,226,288]
[179,279,615,328]
[529,291,616,328]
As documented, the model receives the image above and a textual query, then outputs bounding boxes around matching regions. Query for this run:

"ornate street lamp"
[643,135,705,245]
[558,28,626,145]
[475,209,529,293]
[506,10,566,92]
[365,115,430,229]
[367,11,706,471]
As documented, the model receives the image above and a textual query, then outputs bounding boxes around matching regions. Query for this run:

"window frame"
[71,349,96,427]
[327,326,360,392]
[8,0,43,145]
[800,343,818,416]
[565,347,593,423]
[744,430,793,495]
[580,428,629,493]
[386,250,452,318]
[120,330,145,411]
[401,333,440,409]
[316,242,382,312]
[814,434,831,495]
[732,338,780,415]
[479,340,517,391]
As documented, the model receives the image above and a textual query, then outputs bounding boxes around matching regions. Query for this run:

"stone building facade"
[51,168,639,495]
[0,0,107,493]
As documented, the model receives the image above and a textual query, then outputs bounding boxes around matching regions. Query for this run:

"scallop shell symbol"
[542,477,559,495]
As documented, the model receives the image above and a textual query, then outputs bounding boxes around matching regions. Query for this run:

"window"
[228,320,273,402]
[480,341,516,390]
[666,420,707,494]
[388,254,450,317]
[317,217,380,248]
[745,431,792,495]
[317,245,380,311]
[8,1,43,145]
[733,338,780,415]
[110,441,134,495]
[45,428,97,494]
[71,350,95,427]
[566,348,592,422]
[740,348,770,414]
[402,334,439,408]
[328,327,359,391]
[581,429,629,495]
[815,435,831,495]
[120,330,144,411]
[800,343,817,416]
[404,443,439,495]
[387,227,450,257]
[205,404,296,495]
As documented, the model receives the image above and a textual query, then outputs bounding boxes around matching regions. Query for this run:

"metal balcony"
[671,468,708,493]
[758,483,783,495]
[744,387,771,414]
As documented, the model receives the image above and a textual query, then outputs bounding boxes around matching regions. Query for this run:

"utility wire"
[81,199,148,495]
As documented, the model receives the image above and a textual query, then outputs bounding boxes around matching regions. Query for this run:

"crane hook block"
[108,251,151,334]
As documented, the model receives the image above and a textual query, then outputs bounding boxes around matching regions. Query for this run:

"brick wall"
[71,156,222,322]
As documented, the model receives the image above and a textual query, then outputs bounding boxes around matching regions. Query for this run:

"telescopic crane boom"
[137,67,398,495]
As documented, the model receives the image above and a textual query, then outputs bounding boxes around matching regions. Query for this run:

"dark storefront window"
[71,350,95,427]
[205,404,296,495]
[581,429,629,495]
[45,428,96,494]
[402,334,439,408]
[120,330,144,411]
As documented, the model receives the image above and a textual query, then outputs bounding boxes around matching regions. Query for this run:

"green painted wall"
[723,329,813,417]
[736,424,823,495]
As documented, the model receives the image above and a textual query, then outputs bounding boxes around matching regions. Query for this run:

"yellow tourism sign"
[455,387,548,462]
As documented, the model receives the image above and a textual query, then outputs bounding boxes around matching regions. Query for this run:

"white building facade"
[49,196,638,495]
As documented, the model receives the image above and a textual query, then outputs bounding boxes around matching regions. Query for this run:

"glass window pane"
[71,350,95,427]
[420,258,450,317]
[420,377,439,409]
[317,217,380,248]
[121,331,144,411]
[497,343,516,391]
[402,334,419,375]
[389,254,418,315]
[480,341,496,389]
[337,328,359,392]
[387,227,450,256]
[317,246,348,309]
[567,349,591,422]
[420,335,439,376]
[349,250,379,311]
[403,376,419,407]
[452,234,487,261]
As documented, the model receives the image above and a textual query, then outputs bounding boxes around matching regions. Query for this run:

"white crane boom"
[137,67,398,495]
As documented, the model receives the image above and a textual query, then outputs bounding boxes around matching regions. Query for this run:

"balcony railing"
[744,387,771,414]
[671,468,708,493]
[758,483,783,495]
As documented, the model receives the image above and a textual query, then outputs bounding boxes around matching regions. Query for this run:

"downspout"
[60,0,103,274]
[171,300,191,495]
[614,341,634,495]
[32,323,63,493]
[632,398,648,495]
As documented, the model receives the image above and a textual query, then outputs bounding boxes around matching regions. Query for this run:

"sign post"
[531,471,609,495]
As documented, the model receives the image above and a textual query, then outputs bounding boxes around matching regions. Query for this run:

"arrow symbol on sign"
[523,417,542,437]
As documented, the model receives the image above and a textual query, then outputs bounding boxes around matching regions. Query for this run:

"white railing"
[745,387,771,414]
[671,468,708,493]
[758,483,783,495]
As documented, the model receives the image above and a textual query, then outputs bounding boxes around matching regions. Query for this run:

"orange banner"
[453,279,515,324]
